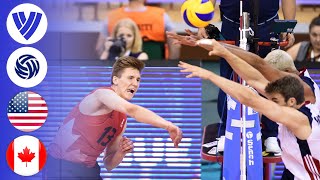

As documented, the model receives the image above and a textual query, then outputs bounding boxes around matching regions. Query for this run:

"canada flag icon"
[6,135,47,176]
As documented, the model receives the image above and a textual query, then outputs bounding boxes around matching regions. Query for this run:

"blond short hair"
[264,50,296,72]
[111,18,143,53]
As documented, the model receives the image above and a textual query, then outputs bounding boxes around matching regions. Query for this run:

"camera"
[107,35,127,60]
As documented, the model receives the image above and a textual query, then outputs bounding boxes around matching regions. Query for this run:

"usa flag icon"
[6,135,47,176]
[7,91,48,132]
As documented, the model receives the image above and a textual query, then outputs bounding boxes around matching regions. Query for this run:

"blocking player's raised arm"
[197,39,269,95]
[179,61,264,105]
[251,97,311,140]
[223,43,316,103]
[179,61,311,140]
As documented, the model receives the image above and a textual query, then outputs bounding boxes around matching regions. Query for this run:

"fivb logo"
[7,3,47,44]
[7,47,47,88]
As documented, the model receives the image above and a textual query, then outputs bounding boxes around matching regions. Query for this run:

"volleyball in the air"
[181,0,214,28]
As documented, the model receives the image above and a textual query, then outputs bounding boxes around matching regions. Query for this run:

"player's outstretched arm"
[225,43,315,103]
[196,39,269,95]
[179,61,264,105]
[166,31,199,47]
[179,61,311,140]
[198,39,316,103]
[95,89,182,148]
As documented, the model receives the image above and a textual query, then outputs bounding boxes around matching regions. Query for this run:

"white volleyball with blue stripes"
[181,0,215,28]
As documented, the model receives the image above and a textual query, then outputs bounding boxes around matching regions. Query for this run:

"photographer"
[96,0,180,60]
[99,18,148,61]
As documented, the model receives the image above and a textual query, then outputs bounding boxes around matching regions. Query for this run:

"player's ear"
[113,76,118,85]
[287,97,297,107]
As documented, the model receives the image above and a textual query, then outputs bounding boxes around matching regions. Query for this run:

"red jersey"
[48,87,127,167]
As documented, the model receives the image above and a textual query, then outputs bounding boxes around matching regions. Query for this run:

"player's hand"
[166,123,182,148]
[281,33,295,49]
[178,61,213,80]
[197,27,209,38]
[185,29,202,40]
[196,39,228,57]
[119,136,134,154]
[166,31,198,47]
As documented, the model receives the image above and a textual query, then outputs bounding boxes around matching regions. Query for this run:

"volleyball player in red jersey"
[46,56,182,179]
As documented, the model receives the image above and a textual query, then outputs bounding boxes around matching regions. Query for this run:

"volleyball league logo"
[6,3,47,44]
[7,47,47,88]
[7,91,48,132]
[6,135,47,176]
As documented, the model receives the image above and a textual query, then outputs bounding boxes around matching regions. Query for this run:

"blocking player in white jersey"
[265,53,320,179]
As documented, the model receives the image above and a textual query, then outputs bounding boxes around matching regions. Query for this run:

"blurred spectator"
[287,15,320,62]
[99,18,148,61]
[96,0,180,60]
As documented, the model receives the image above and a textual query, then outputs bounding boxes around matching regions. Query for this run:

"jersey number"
[97,126,116,146]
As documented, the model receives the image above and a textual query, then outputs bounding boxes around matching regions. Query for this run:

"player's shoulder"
[90,87,115,98]
[94,87,113,92]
